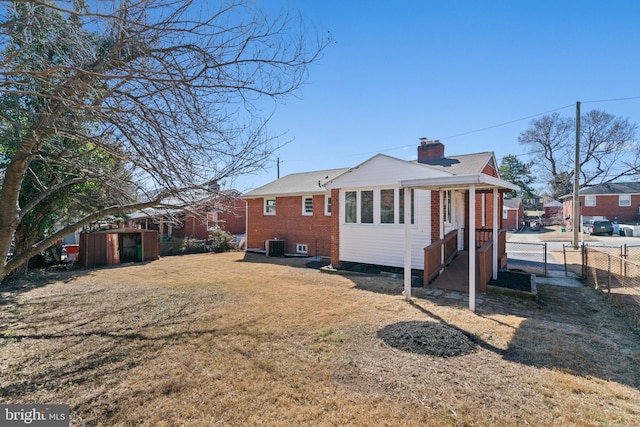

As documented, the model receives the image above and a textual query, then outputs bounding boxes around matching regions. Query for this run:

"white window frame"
[399,188,415,225]
[324,195,332,216]
[296,243,308,254]
[503,208,508,220]
[380,188,395,224]
[264,198,276,215]
[444,190,453,224]
[584,195,596,207]
[302,196,313,216]
[345,191,357,223]
[360,190,374,224]
[619,194,631,207]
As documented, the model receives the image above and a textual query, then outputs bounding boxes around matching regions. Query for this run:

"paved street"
[506,224,640,274]
[507,224,640,246]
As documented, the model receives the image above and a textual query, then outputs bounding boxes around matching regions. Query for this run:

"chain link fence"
[505,241,547,276]
[503,240,640,328]
[583,245,640,329]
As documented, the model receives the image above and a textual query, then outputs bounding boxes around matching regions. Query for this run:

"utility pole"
[573,101,581,249]
[277,157,280,179]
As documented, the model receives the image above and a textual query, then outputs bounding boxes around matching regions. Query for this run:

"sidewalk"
[535,269,583,288]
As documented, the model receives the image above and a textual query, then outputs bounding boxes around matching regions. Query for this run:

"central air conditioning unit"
[265,239,285,257]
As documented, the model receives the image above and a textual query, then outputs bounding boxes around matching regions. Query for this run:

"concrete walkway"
[534,269,583,288]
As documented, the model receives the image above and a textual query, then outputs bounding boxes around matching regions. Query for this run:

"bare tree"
[518,110,638,199]
[0,0,328,281]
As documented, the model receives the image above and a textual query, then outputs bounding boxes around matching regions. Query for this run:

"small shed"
[79,228,159,268]
[503,197,524,230]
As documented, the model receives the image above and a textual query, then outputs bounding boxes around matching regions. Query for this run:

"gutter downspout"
[244,199,248,253]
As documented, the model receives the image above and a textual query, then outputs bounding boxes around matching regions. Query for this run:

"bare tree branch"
[0,0,329,280]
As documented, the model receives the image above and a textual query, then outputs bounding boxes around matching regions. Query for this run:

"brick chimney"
[417,137,444,163]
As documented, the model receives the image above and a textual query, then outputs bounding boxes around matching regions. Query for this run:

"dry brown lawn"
[1,252,640,426]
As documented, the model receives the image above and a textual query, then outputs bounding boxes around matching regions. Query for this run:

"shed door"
[107,233,120,265]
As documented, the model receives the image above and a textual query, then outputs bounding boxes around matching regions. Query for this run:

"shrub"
[207,229,237,253]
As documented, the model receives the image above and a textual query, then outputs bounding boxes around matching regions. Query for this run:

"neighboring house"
[126,190,246,240]
[522,195,542,210]
[503,198,523,230]
[561,182,640,227]
[244,139,518,310]
[243,168,350,257]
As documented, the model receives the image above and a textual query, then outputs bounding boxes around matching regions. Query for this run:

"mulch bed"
[489,270,533,292]
[377,320,477,357]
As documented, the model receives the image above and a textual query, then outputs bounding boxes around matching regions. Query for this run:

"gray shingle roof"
[244,151,500,198]
[243,168,350,198]
[579,182,640,195]
[414,152,496,175]
[503,197,522,209]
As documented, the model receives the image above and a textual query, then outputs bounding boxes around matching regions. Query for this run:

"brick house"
[126,190,246,240]
[244,139,519,310]
[561,182,640,227]
[503,198,523,230]
[242,168,350,257]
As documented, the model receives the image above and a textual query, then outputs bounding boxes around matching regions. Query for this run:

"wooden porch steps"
[429,250,470,292]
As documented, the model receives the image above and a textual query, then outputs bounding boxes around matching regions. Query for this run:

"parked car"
[530,219,541,231]
[584,220,613,236]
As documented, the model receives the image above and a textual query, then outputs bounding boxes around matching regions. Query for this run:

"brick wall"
[431,191,440,241]
[246,194,333,257]
[182,216,209,238]
[217,199,247,235]
[579,194,640,223]
[474,192,502,229]
[165,200,246,240]
[481,163,499,178]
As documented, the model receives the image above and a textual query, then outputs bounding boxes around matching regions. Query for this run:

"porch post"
[493,188,498,280]
[439,190,444,265]
[469,184,476,312]
[403,186,412,301]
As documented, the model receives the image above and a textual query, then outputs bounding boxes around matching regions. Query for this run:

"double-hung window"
[264,198,276,215]
[324,195,332,216]
[619,195,631,207]
[302,196,313,215]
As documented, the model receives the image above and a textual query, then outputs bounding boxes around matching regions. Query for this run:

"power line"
[582,96,640,104]
[276,97,640,165]
[314,103,577,159]
[438,103,574,140]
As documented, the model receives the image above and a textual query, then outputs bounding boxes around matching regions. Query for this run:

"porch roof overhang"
[400,173,518,313]
[400,173,520,193]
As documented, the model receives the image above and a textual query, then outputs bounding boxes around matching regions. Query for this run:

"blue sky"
[232,0,640,192]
